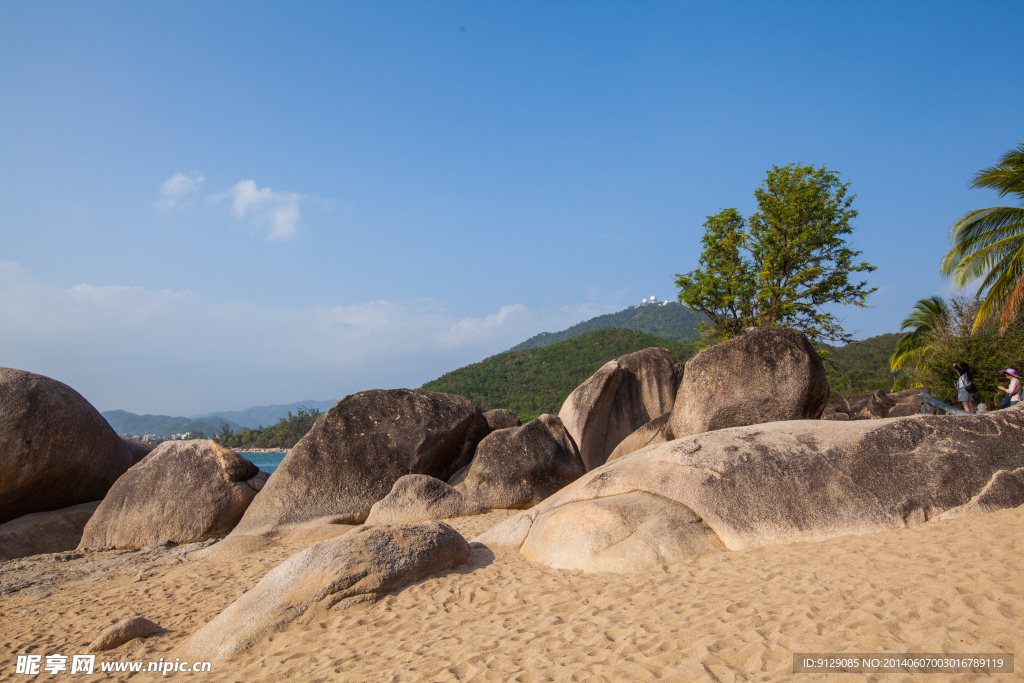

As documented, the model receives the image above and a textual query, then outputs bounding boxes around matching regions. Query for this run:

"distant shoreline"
[233,447,291,453]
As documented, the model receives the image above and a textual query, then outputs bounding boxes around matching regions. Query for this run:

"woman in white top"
[954,363,976,413]
[997,368,1022,407]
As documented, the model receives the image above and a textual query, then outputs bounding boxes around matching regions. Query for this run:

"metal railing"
[919,388,983,415]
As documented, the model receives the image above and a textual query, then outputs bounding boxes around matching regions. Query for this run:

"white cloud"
[153,171,204,212]
[0,263,613,415]
[208,180,304,240]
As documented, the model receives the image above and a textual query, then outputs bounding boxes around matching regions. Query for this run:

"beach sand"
[1,506,1020,682]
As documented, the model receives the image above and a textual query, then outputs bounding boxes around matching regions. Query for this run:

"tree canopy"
[676,164,876,344]
[940,142,1024,331]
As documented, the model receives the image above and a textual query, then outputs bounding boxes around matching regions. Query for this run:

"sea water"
[244,451,287,474]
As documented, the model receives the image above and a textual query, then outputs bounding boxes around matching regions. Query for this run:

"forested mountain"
[101,410,242,438]
[822,333,904,394]
[510,302,707,351]
[423,328,700,422]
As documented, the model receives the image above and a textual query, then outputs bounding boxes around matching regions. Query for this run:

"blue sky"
[1,1,1021,415]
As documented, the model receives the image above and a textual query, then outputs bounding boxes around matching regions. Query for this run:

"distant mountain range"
[101,411,243,438]
[510,302,707,351]
[103,399,339,437]
[190,399,338,429]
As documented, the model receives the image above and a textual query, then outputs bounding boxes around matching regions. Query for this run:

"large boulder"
[231,390,489,534]
[475,406,1024,573]
[0,367,132,524]
[0,501,99,561]
[558,348,684,470]
[483,409,521,431]
[78,440,267,550]
[848,390,895,420]
[606,412,674,463]
[669,327,829,438]
[456,415,586,509]
[365,475,484,525]
[184,522,470,659]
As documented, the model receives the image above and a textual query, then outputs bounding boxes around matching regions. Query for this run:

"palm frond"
[890,296,948,371]
[970,143,1024,199]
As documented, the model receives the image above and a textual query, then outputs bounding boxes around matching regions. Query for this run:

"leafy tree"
[217,422,234,440]
[676,164,876,344]
[940,143,1024,331]
[674,209,754,341]
[218,406,322,449]
[889,296,949,372]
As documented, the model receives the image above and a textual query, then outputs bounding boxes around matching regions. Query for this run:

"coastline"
[231,447,290,454]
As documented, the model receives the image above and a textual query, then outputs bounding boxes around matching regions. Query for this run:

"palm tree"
[890,296,949,372]
[940,143,1024,331]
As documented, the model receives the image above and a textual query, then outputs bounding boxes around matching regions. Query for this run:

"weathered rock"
[483,409,521,431]
[89,617,164,652]
[821,409,851,421]
[558,361,623,470]
[606,413,674,463]
[0,367,132,524]
[938,468,1024,520]
[558,348,684,470]
[184,522,470,659]
[669,327,829,438]
[825,394,851,415]
[121,436,157,465]
[475,406,1024,572]
[78,440,267,550]
[0,502,99,561]
[231,390,489,533]
[456,415,586,509]
[887,402,921,418]
[848,390,895,419]
[887,388,922,404]
[365,475,484,525]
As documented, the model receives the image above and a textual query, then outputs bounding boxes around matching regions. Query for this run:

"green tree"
[889,296,949,372]
[674,209,754,342]
[675,164,876,344]
[940,143,1024,331]
[216,422,234,441]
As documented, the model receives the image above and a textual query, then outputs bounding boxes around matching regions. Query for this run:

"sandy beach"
[1,504,1019,682]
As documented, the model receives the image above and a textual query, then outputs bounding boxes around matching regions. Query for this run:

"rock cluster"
[475,405,1024,572]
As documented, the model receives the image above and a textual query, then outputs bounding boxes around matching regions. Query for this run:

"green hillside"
[510,302,707,351]
[823,333,904,394]
[423,328,700,422]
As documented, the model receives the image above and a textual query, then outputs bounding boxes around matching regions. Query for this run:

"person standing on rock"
[954,363,977,413]
[997,368,1022,408]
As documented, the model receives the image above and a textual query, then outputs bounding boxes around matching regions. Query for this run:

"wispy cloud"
[0,263,616,414]
[153,171,204,212]
[208,180,304,240]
